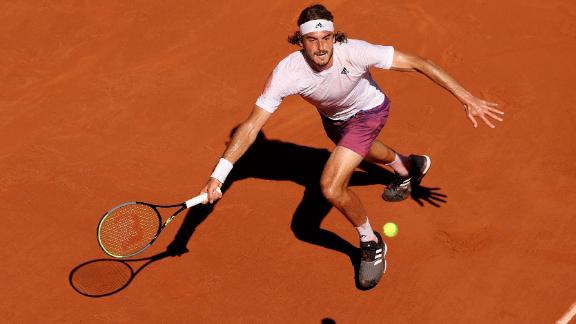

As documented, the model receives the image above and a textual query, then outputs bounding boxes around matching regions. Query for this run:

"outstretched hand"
[462,95,504,128]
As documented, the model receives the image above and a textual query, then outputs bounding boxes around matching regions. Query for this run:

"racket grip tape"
[185,188,222,208]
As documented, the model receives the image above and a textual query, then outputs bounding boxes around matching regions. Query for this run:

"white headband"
[299,19,334,35]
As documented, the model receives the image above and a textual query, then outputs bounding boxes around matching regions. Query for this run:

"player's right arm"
[202,56,297,203]
[202,105,272,203]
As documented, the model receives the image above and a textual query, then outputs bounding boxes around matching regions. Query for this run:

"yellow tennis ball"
[383,222,398,237]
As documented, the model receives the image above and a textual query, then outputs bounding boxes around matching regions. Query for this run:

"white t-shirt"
[255,39,395,121]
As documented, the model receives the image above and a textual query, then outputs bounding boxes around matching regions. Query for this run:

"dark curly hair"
[287,4,348,45]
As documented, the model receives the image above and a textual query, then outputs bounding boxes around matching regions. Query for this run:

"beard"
[305,49,333,70]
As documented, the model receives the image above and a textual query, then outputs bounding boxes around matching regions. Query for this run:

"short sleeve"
[255,58,299,113]
[348,39,395,70]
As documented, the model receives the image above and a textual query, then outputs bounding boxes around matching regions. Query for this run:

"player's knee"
[320,178,343,203]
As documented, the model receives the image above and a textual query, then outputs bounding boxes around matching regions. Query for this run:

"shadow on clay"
[172,128,447,289]
[68,128,447,296]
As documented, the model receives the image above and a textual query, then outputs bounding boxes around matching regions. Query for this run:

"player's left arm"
[391,50,504,128]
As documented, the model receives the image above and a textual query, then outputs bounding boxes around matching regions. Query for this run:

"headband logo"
[299,19,334,35]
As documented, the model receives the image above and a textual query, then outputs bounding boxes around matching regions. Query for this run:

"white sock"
[386,153,411,176]
[356,217,378,242]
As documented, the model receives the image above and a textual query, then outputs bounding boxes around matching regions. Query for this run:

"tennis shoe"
[358,231,387,289]
[382,154,431,202]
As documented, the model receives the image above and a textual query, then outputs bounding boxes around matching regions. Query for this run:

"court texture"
[1,0,575,322]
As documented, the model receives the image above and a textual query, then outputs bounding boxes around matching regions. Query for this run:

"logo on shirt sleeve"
[341,67,349,75]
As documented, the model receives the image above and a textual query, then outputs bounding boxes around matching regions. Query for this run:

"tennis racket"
[97,188,221,258]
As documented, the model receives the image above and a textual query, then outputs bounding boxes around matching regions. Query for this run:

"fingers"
[481,115,495,128]
[485,102,504,115]
[485,110,503,122]
[490,108,505,116]
[467,113,478,128]
[201,180,223,204]
[207,186,222,204]
[481,106,504,128]
[199,186,209,204]
[465,101,504,128]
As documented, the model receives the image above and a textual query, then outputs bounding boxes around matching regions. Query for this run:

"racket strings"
[98,204,160,257]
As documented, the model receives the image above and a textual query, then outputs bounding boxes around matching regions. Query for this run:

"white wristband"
[210,158,233,184]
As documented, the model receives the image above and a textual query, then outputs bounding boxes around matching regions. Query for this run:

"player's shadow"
[168,128,447,289]
[69,128,447,297]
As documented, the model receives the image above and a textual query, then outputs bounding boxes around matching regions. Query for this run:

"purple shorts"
[321,97,390,157]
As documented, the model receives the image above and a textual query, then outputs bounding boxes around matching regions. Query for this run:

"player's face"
[301,31,335,71]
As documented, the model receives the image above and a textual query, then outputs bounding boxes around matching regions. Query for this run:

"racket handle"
[185,188,222,208]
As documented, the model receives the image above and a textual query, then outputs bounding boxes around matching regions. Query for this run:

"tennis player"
[200,4,503,289]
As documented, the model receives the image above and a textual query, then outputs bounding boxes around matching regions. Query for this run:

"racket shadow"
[71,127,448,296]
[70,202,209,297]
[69,251,173,298]
[70,192,215,297]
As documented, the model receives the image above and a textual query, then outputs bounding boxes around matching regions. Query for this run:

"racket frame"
[97,202,185,258]
[97,190,219,258]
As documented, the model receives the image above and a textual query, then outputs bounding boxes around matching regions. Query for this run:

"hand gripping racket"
[97,188,221,258]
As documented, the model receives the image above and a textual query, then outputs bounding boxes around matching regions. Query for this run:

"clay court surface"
[2,0,576,322]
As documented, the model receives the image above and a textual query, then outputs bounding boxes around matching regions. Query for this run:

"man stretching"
[200,4,503,289]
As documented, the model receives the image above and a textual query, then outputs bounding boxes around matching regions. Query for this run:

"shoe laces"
[360,241,379,261]
[389,173,411,190]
